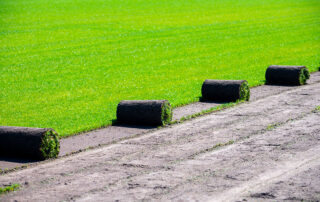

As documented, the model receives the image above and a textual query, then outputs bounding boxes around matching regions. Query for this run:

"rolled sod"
[201,80,250,102]
[265,65,310,85]
[117,100,172,126]
[0,126,60,160]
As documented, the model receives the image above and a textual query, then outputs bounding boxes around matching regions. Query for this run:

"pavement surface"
[0,72,320,201]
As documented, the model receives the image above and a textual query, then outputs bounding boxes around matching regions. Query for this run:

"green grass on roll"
[300,67,310,85]
[239,81,250,102]
[160,101,172,125]
[40,130,60,159]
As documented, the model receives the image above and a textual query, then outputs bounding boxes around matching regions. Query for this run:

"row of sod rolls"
[0,126,60,160]
[116,65,311,126]
[116,81,250,126]
[0,66,310,161]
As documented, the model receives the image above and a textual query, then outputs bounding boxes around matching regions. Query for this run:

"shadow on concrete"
[264,82,303,87]
[199,97,228,104]
[0,156,39,164]
[111,119,157,129]
[112,124,157,130]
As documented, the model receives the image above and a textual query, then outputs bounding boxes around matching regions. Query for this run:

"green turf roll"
[117,100,172,126]
[265,65,310,85]
[201,80,250,102]
[0,126,60,160]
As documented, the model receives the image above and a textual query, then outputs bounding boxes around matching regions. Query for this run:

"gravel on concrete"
[0,75,319,201]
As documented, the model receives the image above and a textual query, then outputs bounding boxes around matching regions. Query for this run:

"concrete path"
[1,73,320,201]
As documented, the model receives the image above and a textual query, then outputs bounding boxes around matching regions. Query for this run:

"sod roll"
[0,126,60,160]
[265,65,310,85]
[201,80,250,102]
[117,100,172,126]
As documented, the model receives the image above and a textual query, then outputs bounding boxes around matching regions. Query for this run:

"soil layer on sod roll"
[117,100,172,126]
[0,127,60,160]
[265,65,310,86]
[201,80,250,102]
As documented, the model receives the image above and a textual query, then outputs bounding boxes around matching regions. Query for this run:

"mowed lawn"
[1,0,319,137]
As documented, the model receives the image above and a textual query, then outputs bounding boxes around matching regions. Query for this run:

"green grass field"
[1,0,319,137]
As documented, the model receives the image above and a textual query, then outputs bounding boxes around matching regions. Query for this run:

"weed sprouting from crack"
[266,123,282,131]
[188,140,235,160]
[169,102,240,125]
[0,184,20,195]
